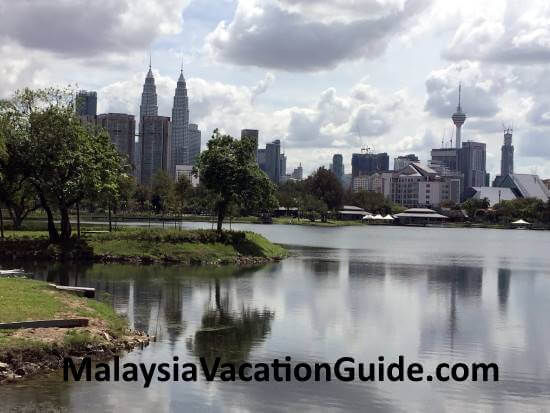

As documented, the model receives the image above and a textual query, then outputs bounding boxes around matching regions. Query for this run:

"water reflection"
[2,225,550,412]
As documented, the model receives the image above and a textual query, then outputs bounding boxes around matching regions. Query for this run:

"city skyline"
[1,1,550,179]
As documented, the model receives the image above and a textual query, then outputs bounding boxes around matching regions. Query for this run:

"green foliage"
[197,129,278,231]
[0,87,129,241]
[151,170,175,213]
[174,174,192,212]
[350,190,394,214]
[461,197,490,219]
[493,197,550,223]
[304,167,343,210]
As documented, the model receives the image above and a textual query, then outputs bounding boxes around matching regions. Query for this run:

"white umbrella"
[362,214,373,220]
[511,219,532,225]
[383,214,394,220]
[373,214,384,220]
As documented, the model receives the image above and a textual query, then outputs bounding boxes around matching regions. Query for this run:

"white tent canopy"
[383,214,394,220]
[372,214,384,220]
[362,214,373,220]
[511,219,532,225]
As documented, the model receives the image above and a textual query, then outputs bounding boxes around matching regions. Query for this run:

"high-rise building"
[394,154,419,171]
[187,123,201,166]
[140,62,158,118]
[257,149,267,172]
[431,148,459,171]
[170,68,189,176]
[460,141,487,190]
[331,154,344,180]
[501,128,514,177]
[241,129,259,160]
[97,113,136,166]
[452,84,466,149]
[351,152,389,177]
[138,62,159,185]
[291,164,303,181]
[76,90,97,117]
[140,116,170,186]
[279,153,287,178]
[265,140,281,183]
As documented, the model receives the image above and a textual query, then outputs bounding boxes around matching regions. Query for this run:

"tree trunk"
[38,192,59,242]
[76,202,81,239]
[216,202,227,232]
[0,205,4,239]
[59,206,72,241]
[108,202,112,232]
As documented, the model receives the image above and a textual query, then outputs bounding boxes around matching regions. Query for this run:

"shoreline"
[0,229,288,266]
[0,278,152,384]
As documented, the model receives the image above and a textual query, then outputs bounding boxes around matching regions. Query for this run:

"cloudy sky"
[1,0,550,178]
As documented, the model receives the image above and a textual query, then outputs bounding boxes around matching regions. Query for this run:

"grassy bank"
[0,278,148,383]
[0,228,288,265]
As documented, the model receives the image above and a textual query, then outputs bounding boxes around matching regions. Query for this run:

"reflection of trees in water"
[187,279,274,366]
[498,268,511,314]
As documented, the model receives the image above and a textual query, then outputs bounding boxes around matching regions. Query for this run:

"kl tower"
[452,83,466,149]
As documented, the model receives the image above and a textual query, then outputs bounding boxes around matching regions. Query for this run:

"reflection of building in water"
[498,268,511,314]
[422,265,484,353]
[348,261,387,282]
[303,259,340,276]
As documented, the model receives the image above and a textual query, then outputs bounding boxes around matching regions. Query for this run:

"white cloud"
[205,0,430,71]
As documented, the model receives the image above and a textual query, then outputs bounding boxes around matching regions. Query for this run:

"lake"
[1,224,550,412]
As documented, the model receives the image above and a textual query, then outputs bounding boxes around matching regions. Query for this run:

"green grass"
[88,230,286,263]
[0,278,128,352]
[0,279,66,322]
[2,228,287,264]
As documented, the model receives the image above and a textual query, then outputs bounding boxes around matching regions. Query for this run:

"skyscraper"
[501,128,514,177]
[265,140,281,183]
[452,84,467,149]
[460,141,486,190]
[170,68,189,176]
[331,154,344,180]
[97,113,136,166]
[76,90,97,117]
[351,152,389,177]
[140,116,170,186]
[187,123,201,166]
[140,62,158,118]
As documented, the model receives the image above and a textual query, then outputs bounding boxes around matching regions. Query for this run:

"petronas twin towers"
[137,62,201,186]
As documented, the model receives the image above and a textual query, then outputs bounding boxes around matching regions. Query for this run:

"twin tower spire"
[139,57,192,175]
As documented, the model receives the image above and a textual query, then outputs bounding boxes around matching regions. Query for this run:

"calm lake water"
[2,224,550,412]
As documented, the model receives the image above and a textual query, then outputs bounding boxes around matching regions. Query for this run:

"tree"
[151,170,174,214]
[461,197,490,220]
[174,174,192,216]
[0,88,127,242]
[196,129,278,231]
[304,167,343,210]
[134,184,151,212]
[299,194,327,222]
[351,190,393,214]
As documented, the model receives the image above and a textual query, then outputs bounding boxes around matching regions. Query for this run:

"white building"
[175,165,199,187]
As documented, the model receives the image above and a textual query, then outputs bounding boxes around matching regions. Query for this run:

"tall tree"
[304,167,343,210]
[151,170,174,214]
[174,174,192,215]
[196,129,278,231]
[0,88,127,241]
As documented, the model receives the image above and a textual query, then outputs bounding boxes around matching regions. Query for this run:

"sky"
[1,0,550,179]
